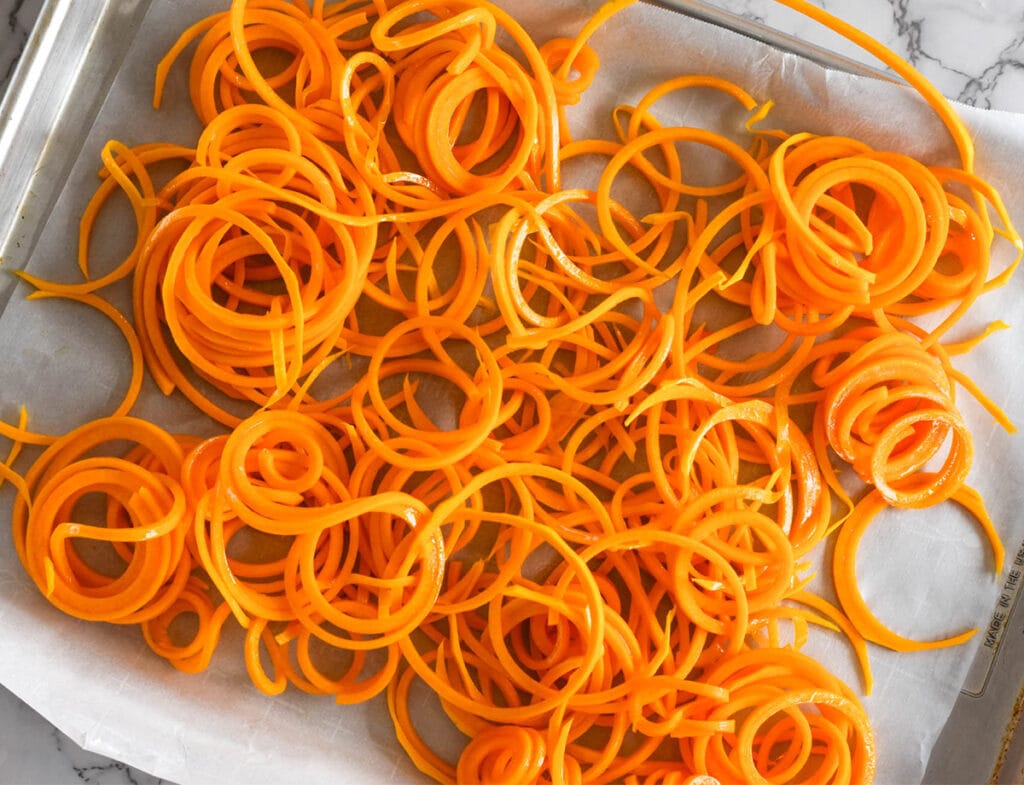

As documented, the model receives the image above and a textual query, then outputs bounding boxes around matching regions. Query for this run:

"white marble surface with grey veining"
[1,0,1023,783]
[712,0,1024,113]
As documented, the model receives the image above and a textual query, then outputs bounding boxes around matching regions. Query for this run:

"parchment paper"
[1,1,1023,783]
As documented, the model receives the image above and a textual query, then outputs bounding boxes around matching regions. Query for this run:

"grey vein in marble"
[0,0,43,94]
[54,731,165,785]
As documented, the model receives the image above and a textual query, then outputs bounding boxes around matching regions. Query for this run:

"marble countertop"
[1,0,1023,783]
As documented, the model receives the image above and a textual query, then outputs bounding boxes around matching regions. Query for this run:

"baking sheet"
[1,1,1023,783]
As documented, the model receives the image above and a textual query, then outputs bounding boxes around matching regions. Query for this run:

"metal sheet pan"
[0,0,154,283]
